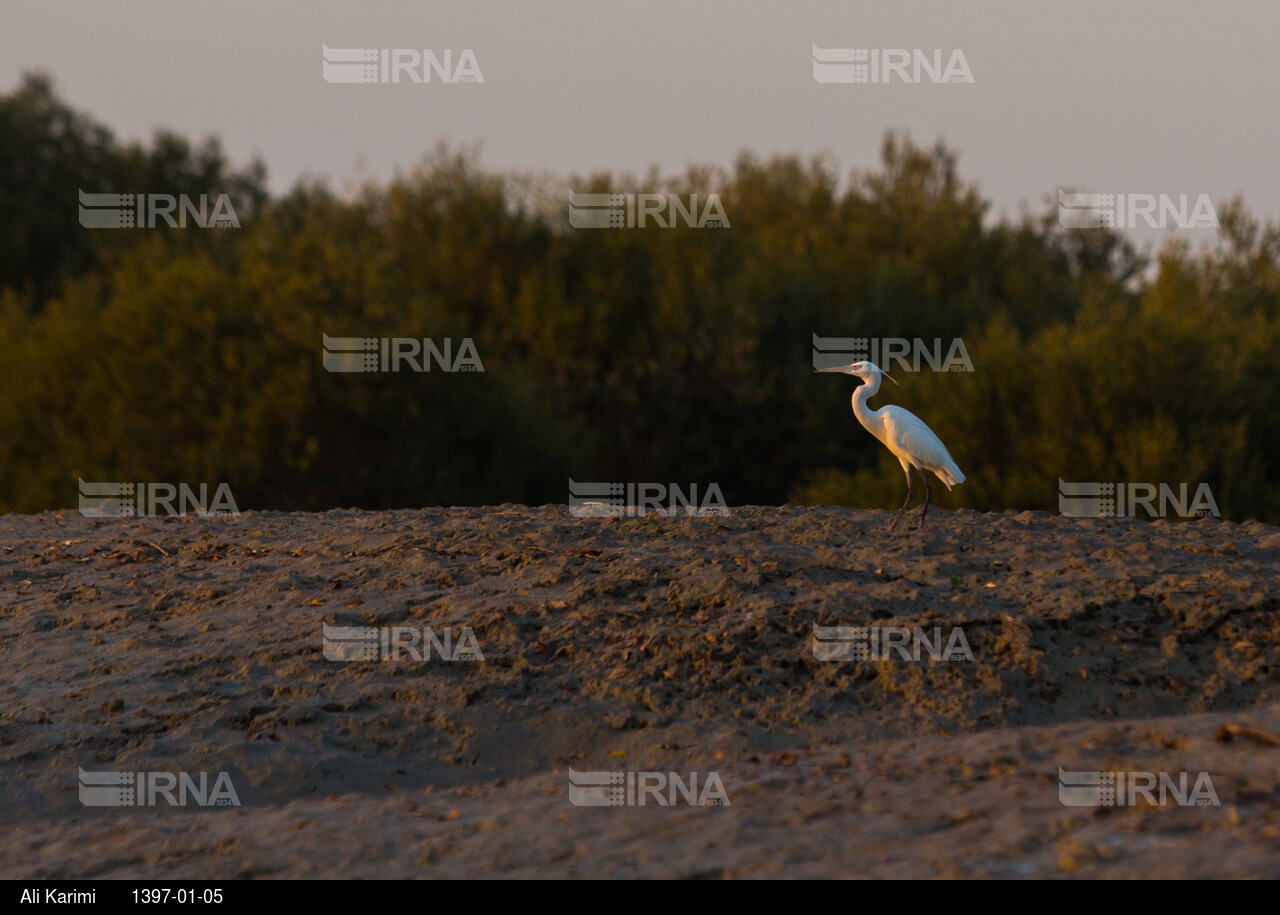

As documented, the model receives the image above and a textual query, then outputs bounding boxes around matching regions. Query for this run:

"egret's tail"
[934,459,965,490]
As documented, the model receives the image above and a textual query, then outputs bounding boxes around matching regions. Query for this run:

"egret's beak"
[813,363,855,374]
[882,371,899,385]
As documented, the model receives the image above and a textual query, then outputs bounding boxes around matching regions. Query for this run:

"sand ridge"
[2,506,1279,877]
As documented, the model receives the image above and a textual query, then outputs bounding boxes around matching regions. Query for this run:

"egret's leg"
[917,468,933,529]
[887,463,915,532]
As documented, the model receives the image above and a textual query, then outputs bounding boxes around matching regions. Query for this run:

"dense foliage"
[4,74,1278,520]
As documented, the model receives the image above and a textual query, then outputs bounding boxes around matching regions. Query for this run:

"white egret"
[815,361,964,531]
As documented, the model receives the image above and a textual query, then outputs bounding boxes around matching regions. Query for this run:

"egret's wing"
[881,406,965,487]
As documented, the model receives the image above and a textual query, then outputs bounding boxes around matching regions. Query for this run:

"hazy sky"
[4,1,1277,248]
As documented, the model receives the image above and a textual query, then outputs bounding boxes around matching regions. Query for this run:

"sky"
[3,1,1277,249]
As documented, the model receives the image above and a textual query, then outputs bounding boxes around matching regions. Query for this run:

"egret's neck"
[851,374,882,433]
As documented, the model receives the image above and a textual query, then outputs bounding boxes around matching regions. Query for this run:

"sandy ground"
[2,505,1279,878]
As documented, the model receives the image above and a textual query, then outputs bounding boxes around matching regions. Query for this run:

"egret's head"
[813,361,898,385]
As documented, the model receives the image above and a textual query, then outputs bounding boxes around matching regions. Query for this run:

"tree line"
[3,73,1278,521]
